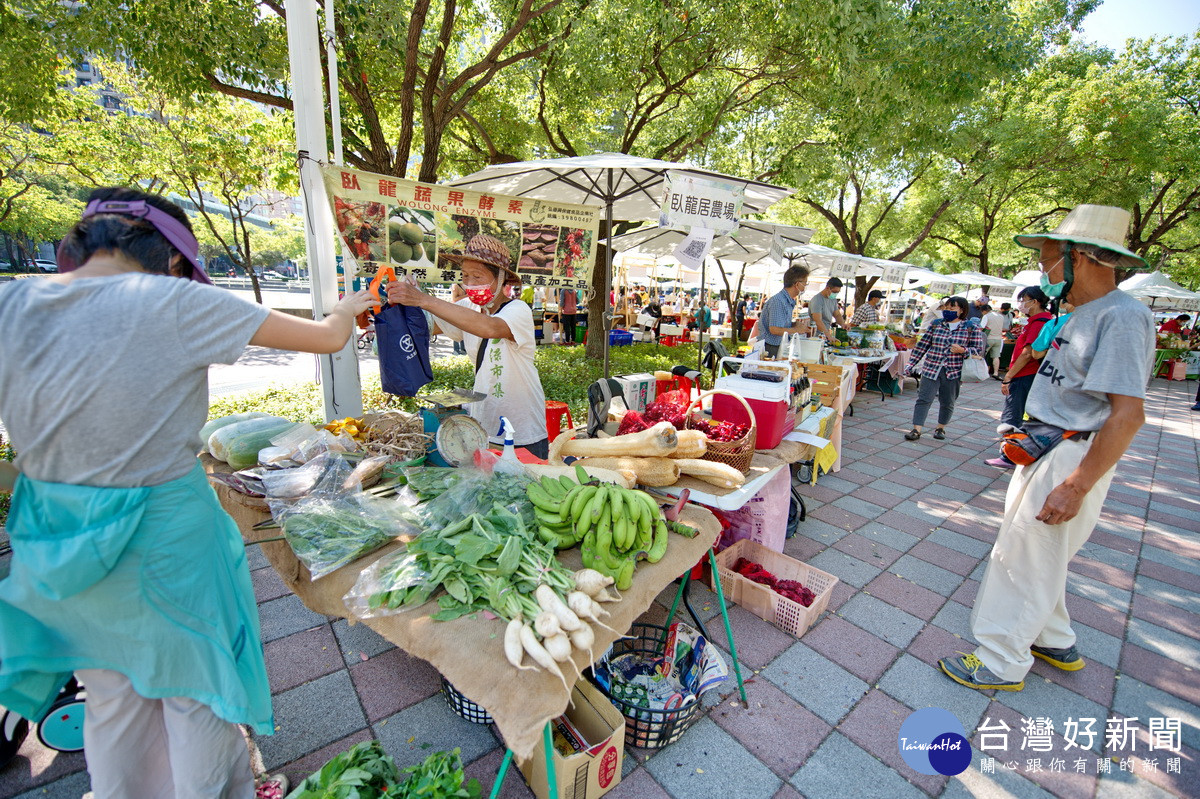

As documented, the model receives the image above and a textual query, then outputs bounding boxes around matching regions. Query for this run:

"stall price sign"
[830,257,858,281]
[1180,296,1200,311]
[322,165,600,290]
[882,264,908,286]
[658,171,744,235]
[929,280,954,294]
[673,227,715,270]
[769,231,786,265]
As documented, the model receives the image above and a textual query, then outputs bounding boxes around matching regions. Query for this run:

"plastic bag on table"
[417,467,536,533]
[717,466,791,552]
[342,549,437,618]
[258,452,357,500]
[269,491,420,580]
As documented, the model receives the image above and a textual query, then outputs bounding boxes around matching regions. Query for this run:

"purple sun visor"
[56,199,213,285]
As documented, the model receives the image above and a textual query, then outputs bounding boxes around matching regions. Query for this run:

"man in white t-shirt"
[389,234,548,457]
[981,305,1008,378]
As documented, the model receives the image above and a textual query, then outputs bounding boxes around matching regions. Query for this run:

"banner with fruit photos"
[322,165,599,291]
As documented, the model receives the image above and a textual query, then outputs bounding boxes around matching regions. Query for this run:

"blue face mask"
[942,310,959,322]
[1040,271,1066,299]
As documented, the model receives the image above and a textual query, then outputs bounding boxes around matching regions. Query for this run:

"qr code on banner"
[682,240,707,259]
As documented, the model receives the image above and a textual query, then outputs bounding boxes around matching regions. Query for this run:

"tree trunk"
[584,223,612,362]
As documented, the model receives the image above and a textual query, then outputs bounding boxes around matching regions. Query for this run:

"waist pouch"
[1002,422,1091,467]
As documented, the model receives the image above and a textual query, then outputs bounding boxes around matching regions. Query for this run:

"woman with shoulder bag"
[903,296,986,440]
[985,287,1054,467]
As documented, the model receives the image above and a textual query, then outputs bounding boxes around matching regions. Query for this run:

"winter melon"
[225,422,304,470]
[208,416,292,463]
[199,412,272,454]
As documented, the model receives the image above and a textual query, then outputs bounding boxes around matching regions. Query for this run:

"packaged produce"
[271,492,420,580]
[207,416,293,462]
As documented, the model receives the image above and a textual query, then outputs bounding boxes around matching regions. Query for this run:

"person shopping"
[0,187,377,798]
[981,303,1008,378]
[940,204,1154,692]
[559,287,578,346]
[903,296,986,440]
[388,233,549,458]
[985,287,1053,468]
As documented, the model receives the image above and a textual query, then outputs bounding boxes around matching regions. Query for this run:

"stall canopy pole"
[322,0,343,165]
[698,256,706,378]
[286,0,363,420]
[603,171,616,379]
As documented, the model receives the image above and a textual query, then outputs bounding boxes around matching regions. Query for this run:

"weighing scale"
[416,388,489,467]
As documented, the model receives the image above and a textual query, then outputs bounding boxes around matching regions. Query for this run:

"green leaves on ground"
[286,741,480,799]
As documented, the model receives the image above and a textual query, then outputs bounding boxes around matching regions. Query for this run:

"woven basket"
[684,389,757,475]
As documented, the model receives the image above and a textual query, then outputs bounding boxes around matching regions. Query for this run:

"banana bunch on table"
[525,465,670,591]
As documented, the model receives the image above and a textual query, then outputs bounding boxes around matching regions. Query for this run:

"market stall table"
[203,456,721,764]
[826,351,899,401]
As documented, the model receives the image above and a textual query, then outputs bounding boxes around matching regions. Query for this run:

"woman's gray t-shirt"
[0,273,270,487]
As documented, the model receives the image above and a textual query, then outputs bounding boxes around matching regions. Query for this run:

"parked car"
[31,260,58,273]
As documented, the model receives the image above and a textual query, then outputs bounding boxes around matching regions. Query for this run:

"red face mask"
[464,283,496,307]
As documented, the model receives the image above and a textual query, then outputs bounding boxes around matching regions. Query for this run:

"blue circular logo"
[898,708,972,776]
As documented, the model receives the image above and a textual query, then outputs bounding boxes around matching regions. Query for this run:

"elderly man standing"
[760,265,812,357]
[939,205,1154,691]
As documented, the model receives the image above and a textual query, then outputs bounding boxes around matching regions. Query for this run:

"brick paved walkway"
[3,378,1197,799]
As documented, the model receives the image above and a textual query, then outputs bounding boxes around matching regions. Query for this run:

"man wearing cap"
[759,264,812,357]
[809,277,847,343]
[968,294,989,322]
[940,205,1155,692]
[849,289,886,327]
[388,233,549,458]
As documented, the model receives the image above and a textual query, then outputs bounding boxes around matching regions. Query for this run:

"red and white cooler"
[711,358,794,449]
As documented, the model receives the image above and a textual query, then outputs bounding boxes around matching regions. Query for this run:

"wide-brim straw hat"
[1014,204,1147,270]
[444,233,522,284]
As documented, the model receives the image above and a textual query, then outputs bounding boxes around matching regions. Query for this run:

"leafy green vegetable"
[278,494,419,580]
[349,503,575,622]
[285,743,480,799]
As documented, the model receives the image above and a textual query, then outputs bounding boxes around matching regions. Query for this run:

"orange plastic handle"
[366,265,397,314]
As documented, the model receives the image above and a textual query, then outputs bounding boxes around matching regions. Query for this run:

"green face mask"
[1040,271,1065,299]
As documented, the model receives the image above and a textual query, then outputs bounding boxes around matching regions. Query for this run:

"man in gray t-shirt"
[940,205,1155,694]
[808,277,846,342]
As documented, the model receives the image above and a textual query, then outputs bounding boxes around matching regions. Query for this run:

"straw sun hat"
[1014,204,1147,270]
[444,233,521,284]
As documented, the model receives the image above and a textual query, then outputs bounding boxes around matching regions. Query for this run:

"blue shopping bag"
[374,302,433,396]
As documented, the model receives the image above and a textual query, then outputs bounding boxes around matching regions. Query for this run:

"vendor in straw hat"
[388,233,548,458]
[939,205,1154,692]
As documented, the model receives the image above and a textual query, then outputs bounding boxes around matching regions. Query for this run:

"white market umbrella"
[450,152,793,377]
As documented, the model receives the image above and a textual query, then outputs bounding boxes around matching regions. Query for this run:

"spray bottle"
[494,416,525,475]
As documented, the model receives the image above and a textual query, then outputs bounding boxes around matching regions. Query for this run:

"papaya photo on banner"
[322,165,599,291]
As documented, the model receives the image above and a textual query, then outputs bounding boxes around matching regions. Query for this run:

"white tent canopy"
[939,271,1022,289]
[611,220,814,262]
[1119,271,1200,310]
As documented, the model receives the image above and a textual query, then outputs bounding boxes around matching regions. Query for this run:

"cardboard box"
[519,680,625,799]
[613,373,656,413]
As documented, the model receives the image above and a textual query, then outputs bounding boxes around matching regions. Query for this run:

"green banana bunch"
[525,466,674,590]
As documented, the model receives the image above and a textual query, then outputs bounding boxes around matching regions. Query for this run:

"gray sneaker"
[1031,644,1085,671]
[939,654,1024,691]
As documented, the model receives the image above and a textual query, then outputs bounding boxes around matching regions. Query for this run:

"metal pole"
[602,172,615,379]
[286,0,362,421]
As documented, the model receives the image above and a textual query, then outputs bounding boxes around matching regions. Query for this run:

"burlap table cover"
[202,456,720,761]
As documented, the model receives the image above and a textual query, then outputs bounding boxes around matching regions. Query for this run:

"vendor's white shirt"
[438,298,547,445]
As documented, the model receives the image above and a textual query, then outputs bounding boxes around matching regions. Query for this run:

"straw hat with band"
[1013,204,1147,307]
[444,233,522,287]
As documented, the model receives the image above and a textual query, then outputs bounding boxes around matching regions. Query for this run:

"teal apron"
[0,462,273,734]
